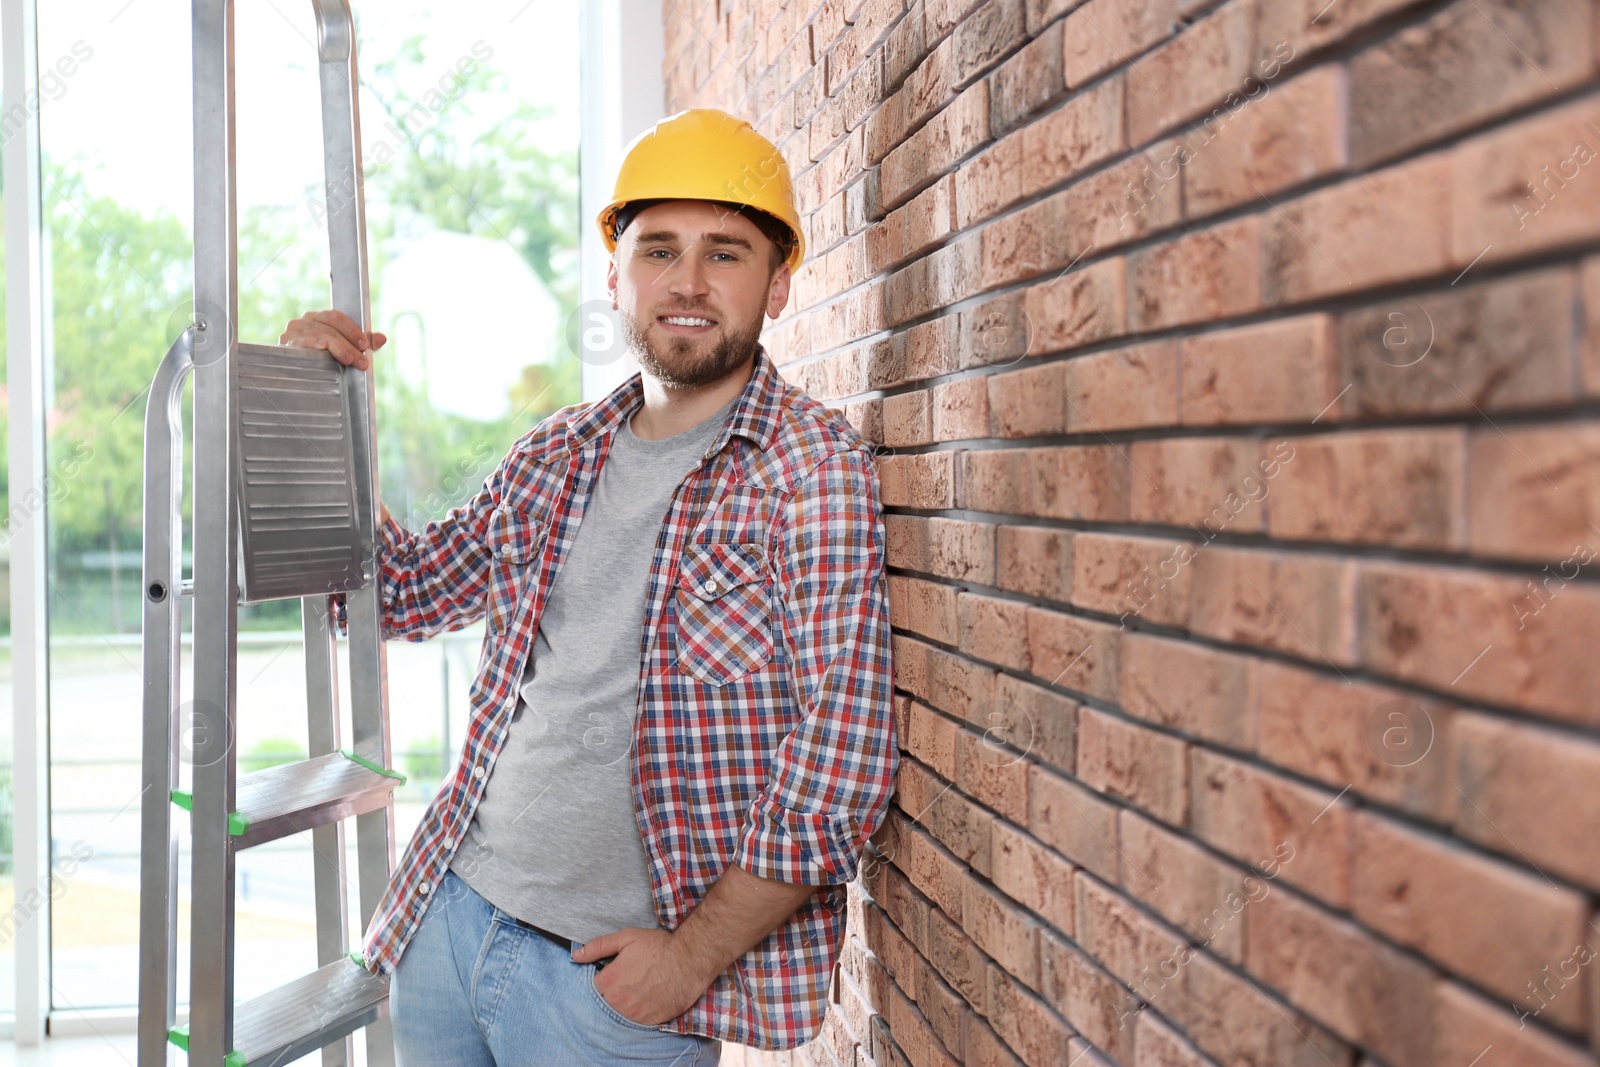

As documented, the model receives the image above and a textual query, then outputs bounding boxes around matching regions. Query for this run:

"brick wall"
[662,1,1600,1065]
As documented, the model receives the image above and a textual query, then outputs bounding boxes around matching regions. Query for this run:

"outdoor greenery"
[2,34,582,636]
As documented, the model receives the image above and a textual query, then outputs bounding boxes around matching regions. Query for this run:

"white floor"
[5,1034,138,1065]
[4,1033,336,1065]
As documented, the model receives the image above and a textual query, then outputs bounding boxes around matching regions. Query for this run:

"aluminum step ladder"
[137,2,400,1064]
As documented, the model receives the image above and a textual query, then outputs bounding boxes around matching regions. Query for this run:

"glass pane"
[40,0,580,1018]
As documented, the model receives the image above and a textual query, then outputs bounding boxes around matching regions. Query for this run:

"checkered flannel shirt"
[358,349,897,1050]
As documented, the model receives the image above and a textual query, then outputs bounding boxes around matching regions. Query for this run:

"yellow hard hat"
[596,108,806,272]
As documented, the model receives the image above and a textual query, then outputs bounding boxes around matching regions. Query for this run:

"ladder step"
[172,750,405,849]
[236,956,389,1066]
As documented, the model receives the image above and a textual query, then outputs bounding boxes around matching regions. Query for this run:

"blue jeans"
[391,869,723,1066]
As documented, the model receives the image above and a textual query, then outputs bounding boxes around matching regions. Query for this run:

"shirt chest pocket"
[674,541,773,687]
[486,507,547,635]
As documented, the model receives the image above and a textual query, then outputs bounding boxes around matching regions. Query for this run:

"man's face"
[608,200,791,390]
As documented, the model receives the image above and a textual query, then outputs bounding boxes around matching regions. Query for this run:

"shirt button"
[704,578,719,595]
[419,880,431,895]
[499,544,513,558]
[473,765,485,780]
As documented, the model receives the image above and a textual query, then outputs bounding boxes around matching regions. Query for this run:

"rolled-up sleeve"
[732,446,898,886]
[371,460,505,640]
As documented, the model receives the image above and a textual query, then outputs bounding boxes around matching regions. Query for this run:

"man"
[281,108,897,1065]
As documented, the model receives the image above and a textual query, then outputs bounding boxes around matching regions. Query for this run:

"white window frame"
[5,0,49,1045]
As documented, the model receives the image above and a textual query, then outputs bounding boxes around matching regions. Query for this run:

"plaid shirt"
[358,350,897,1050]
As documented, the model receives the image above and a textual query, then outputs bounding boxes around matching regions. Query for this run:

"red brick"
[1249,888,1437,1067]
[1257,0,1430,57]
[965,1016,1024,1067]
[985,963,1075,1066]
[1038,932,1140,1064]
[1064,341,1179,432]
[895,637,996,721]
[1071,139,1186,254]
[986,362,1067,438]
[930,376,988,441]
[956,727,1030,823]
[881,314,960,387]
[885,974,962,1067]
[1349,0,1593,168]
[1263,154,1453,305]
[1352,811,1589,1028]
[952,0,1027,87]
[1190,749,1351,908]
[1434,979,1598,1067]
[1183,949,1353,1067]
[992,821,1075,934]
[1268,428,1468,550]
[1125,0,1258,146]
[1336,268,1579,419]
[1028,763,1121,880]
[963,876,1042,988]
[961,291,1032,368]
[883,389,935,446]
[1189,545,1356,667]
[1023,256,1127,357]
[1119,632,1256,749]
[1075,874,1190,1020]
[922,772,996,875]
[1127,437,1274,534]
[995,524,1074,601]
[1028,444,1130,522]
[872,173,957,271]
[1129,217,1262,330]
[1179,315,1340,426]
[1018,75,1124,197]
[1257,660,1450,820]
[1184,65,1347,218]
[989,18,1065,136]
[1076,707,1189,826]
[901,13,958,124]
[902,815,969,922]
[977,192,1078,288]
[1468,423,1600,564]
[881,79,990,210]
[1062,0,1179,87]
[928,906,989,1010]
[907,699,960,782]
[885,514,996,583]
[1119,810,1247,963]
[879,451,956,507]
[1584,256,1600,395]
[890,575,960,643]
[958,447,1032,514]
[1450,710,1600,892]
[1071,532,1195,629]
[880,864,933,957]
[957,592,1031,672]
[1024,606,1120,701]
[1356,560,1600,726]
[917,963,969,1066]
[1133,1010,1214,1067]
[991,672,1078,774]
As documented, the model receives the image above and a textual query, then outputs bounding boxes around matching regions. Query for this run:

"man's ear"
[765,261,792,320]
[607,256,619,309]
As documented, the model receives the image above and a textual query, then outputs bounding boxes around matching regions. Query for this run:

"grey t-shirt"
[449,397,734,942]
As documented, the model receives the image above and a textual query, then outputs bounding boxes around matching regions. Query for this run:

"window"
[37,0,579,1017]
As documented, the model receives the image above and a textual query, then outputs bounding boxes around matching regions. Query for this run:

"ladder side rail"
[304,596,353,1067]
[136,332,194,1066]
[190,0,242,1061]
[314,5,399,1062]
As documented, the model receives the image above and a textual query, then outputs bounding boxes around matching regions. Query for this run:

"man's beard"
[622,307,763,389]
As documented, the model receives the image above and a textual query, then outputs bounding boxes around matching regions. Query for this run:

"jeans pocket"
[585,964,661,1032]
